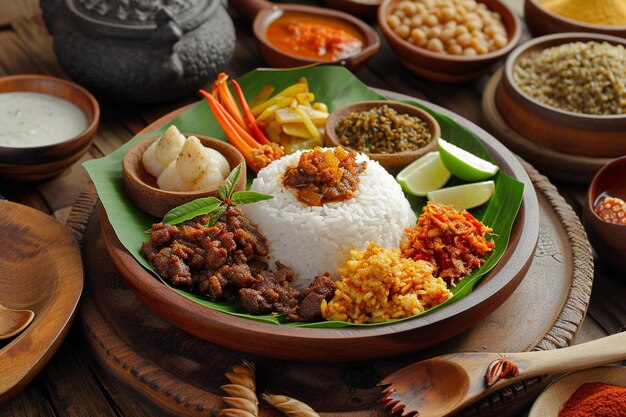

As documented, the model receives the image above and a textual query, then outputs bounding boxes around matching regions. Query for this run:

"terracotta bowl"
[122,134,246,219]
[378,0,521,82]
[324,100,440,172]
[524,0,626,38]
[583,156,626,273]
[497,33,626,159]
[253,4,380,71]
[0,74,100,182]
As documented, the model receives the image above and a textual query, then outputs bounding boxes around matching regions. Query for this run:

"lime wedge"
[397,152,451,196]
[426,180,495,210]
[438,139,499,181]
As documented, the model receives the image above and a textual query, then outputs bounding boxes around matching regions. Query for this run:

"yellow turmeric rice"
[321,242,452,324]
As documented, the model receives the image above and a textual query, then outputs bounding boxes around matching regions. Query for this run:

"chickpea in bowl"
[387,0,509,56]
[378,0,520,81]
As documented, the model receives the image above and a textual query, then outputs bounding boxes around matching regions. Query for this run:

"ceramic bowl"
[524,0,626,38]
[324,100,440,172]
[122,134,246,218]
[0,74,100,182]
[378,0,521,82]
[253,4,380,71]
[497,33,626,159]
[583,157,626,273]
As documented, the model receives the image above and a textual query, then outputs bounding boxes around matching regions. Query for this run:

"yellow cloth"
[542,0,626,26]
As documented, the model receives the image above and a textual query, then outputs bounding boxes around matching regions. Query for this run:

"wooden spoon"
[229,0,380,71]
[379,332,626,417]
[0,304,34,340]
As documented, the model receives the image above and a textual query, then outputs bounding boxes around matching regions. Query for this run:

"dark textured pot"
[40,0,236,103]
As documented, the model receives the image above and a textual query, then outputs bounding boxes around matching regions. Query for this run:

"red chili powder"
[558,382,626,417]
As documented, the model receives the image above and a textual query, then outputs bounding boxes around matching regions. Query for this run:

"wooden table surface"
[0,0,624,416]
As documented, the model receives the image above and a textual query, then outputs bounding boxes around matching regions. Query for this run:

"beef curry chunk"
[239,262,300,318]
[141,206,269,301]
[142,206,337,322]
[297,273,336,321]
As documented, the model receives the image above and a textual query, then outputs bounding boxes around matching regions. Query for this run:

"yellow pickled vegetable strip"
[312,102,328,113]
[296,93,315,105]
[250,83,307,116]
[295,106,321,141]
[275,107,329,125]
[256,97,293,124]
[249,85,275,109]
[282,124,313,139]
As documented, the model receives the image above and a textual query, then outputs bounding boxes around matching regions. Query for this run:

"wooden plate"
[529,366,626,417]
[482,69,615,184]
[0,201,83,404]
[99,91,540,362]
[69,158,592,417]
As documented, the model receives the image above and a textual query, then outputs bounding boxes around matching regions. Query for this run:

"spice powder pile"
[558,382,626,417]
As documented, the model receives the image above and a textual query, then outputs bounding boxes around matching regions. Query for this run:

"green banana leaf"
[84,65,524,328]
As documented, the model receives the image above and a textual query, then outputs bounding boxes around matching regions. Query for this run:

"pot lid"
[66,0,218,38]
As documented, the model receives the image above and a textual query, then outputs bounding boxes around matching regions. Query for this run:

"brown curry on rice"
[282,146,366,206]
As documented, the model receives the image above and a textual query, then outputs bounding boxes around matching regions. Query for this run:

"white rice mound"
[242,149,417,290]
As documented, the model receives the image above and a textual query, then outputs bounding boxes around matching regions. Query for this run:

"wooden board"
[481,69,614,184]
[67,159,593,417]
[0,201,83,404]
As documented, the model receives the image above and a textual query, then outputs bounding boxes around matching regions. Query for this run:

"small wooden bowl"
[525,0,626,38]
[378,0,521,82]
[324,100,440,172]
[497,33,626,159]
[583,156,626,273]
[122,134,246,219]
[253,4,380,71]
[0,74,99,181]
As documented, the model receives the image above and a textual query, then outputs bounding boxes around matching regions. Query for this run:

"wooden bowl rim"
[0,201,83,403]
[324,99,441,159]
[123,133,245,197]
[253,4,380,66]
[0,74,100,152]
[503,32,626,122]
[527,0,626,31]
[586,156,626,227]
[100,88,539,360]
[378,0,522,62]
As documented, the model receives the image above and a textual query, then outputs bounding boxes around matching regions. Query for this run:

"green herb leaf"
[162,197,221,225]
[208,204,228,227]
[219,164,242,200]
[231,191,273,206]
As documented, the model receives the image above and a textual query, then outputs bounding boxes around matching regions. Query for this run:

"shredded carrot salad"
[401,201,495,284]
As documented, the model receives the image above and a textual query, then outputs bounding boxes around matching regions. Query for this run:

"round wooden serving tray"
[101,93,539,362]
[481,69,615,184]
[68,159,593,417]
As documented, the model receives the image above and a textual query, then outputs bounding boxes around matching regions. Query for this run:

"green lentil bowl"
[324,100,440,173]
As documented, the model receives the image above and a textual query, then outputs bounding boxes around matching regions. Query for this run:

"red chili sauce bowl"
[583,156,626,273]
[253,5,380,71]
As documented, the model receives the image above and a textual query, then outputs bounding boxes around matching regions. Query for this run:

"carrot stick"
[214,73,247,130]
[199,90,255,162]
[231,79,271,145]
